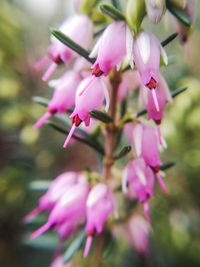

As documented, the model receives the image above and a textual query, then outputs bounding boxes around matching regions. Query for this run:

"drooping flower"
[122,158,154,224]
[145,0,166,24]
[146,74,172,142]
[36,15,93,81]
[78,21,134,96]
[84,183,115,258]
[124,123,167,194]
[34,71,81,129]
[132,31,168,111]
[29,176,89,240]
[127,215,150,255]
[23,172,79,223]
[63,76,108,148]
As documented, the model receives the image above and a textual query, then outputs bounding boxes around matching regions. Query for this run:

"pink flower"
[127,216,150,255]
[122,158,154,224]
[23,172,79,223]
[29,176,89,240]
[124,123,167,194]
[90,21,133,76]
[78,21,134,97]
[145,0,165,24]
[63,76,108,148]
[34,71,81,129]
[146,74,172,141]
[36,15,93,81]
[132,31,168,111]
[83,183,115,258]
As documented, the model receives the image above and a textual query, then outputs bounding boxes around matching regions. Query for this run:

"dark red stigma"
[146,77,157,90]
[154,119,161,125]
[151,166,160,173]
[72,114,82,127]
[92,64,104,77]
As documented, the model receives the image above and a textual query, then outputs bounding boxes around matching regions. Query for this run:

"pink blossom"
[145,0,165,24]
[133,31,168,111]
[122,158,154,224]
[78,21,134,97]
[84,183,115,258]
[124,123,167,194]
[63,77,107,148]
[127,215,150,255]
[29,176,89,240]
[36,15,93,81]
[23,172,78,223]
[34,71,81,129]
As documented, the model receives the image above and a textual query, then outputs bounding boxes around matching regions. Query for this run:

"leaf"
[161,33,178,47]
[32,96,49,107]
[46,121,104,155]
[136,87,188,118]
[23,232,58,250]
[171,87,188,98]
[64,231,86,263]
[114,145,131,160]
[166,1,192,27]
[99,4,126,21]
[89,110,113,123]
[29,180,51,191]
[111,0,121,11]
[160,161,176,170]
[51,29,95,64]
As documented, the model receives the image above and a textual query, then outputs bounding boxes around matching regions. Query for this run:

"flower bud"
[145,0,166,24]
[126,0,146,34]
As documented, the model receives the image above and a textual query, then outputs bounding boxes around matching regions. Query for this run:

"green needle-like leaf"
[64,231,86,263]
[51,29,95,63]
[136,87,188,118]
[99,4,126,21]
[32,96,49,107]
[161,33,178,47]
[166,1,192,27]
[29,180,51,191]
[89,110,113,123]
[114,145,131,160]
[160,161,176,170]
[46,121,104,155]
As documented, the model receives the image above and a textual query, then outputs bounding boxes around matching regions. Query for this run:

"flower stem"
[103,69,121,180]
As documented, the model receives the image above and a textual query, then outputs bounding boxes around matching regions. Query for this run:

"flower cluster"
[27,0,195,264]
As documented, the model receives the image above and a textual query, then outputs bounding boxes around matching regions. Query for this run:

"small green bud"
[80,0,100,15]
[126,0,146,35]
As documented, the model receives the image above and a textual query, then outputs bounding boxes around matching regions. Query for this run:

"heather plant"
[24,0,195,266]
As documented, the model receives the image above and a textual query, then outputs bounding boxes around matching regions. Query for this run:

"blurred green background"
[0,0,200,266]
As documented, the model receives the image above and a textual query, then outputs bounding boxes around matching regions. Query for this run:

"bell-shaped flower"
[127,215,150,255]
[83,183,115,258]
[132,31,168,111]
[124,123,167,194]
[78,21,134,97]
[35,15,93,81]
[23,172,79,223]
[145,0,165,24]
[63,76,108,148]
[29,176,89,240]
[34,71,81,129]
[122,158,154,224]
[146,74,172,141]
